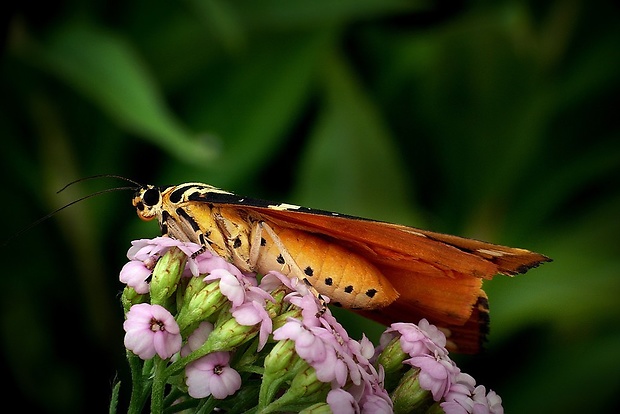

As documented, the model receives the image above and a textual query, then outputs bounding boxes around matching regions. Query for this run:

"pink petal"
[327,389,358,414]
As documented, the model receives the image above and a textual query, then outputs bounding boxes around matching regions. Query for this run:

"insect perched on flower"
[130,181,551,353]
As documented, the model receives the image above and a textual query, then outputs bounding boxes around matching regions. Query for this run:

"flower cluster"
[376,322,503,414]
[113,237,504,414]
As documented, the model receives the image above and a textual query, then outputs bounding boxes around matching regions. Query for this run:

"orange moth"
[132,182,550,353]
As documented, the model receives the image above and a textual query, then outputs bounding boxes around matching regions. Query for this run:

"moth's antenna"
[56,174,143,194]
[3,175,143,246]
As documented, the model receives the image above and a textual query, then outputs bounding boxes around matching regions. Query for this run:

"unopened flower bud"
[203,310,260,352]
[299,403,332,414]
[264,286,291,317]
[264,363,330,412]
[260,339,307,405]
[264,339,299,377]
[121,286,147,313]
[287,364,331,403]
[376,336,408,375]
[392,367,434,414]
[150,247,187,305]
[176,278,226,333]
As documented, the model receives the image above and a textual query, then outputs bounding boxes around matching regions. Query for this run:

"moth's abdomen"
[255,226,399,309]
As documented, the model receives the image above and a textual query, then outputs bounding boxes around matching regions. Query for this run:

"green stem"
[195,397,219,414]
[164,342,213,377]
[127,352,151,414]
[151,357,168,414]
[109,381,121,414]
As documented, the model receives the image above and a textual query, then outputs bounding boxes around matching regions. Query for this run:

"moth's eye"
[142,188,161,207]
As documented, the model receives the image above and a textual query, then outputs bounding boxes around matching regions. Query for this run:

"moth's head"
[132,185,163,221]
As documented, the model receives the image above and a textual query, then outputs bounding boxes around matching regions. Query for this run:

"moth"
[132,182,550,353]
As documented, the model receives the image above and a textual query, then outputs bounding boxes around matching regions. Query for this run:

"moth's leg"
[251,221,328,314]
[190,233,218,259]
[164,219,216,259]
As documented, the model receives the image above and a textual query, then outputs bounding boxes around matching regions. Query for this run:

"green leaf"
[35,22,218,165]
[293,49,417,224]
[177,32,328,188]
[232,0,424,29]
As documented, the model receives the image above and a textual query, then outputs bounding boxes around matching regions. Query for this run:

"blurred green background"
[1,0,619,412]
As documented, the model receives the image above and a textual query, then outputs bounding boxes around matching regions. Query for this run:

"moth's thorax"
[132,183,254,269]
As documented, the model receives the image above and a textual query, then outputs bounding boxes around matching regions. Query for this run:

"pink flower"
[405,353,458,401]
[232,301,272,351]
[416,318,448,349]
[181,321,214,357]
[123,303,182,360]
[358,335,376,361]
[185,351,242,399]
[204,268,272,307]
[327,389,359,414]
[273,318,352,386]
[361,393,393,413]
[380,321,447,358]
[441,384,504,414]
[273,318,328,364]
[272,276,383,388]
[127,237,200,262]
[203,266,274,351]
[189,253,235,277]
[311,326,361,386]
[443,372,476,406]
[480,388,504,414]
[356,365,393,413]
[206,269,246,306]
[260,271,311,297]
[273,309,370,387]
[119,260,152,294]
[124,237,215,279]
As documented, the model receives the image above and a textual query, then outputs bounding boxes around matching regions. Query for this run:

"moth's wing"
[198,192,549,352]
[251,208,549,277]
[252,208,549,353]
[187,190,550,277]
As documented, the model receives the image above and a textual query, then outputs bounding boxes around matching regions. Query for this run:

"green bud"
[265,364,330,412]
[299,403,332,414]
[149,247,186,305]
[425,403,448,414]
[260,340,306,407]
[121,286,147,313]
[290,364,330,401]
[391,367,434,414]
[376,336,407,375]
[264,339,299,377]
[264,287,291,318]
[203,310,259,352]
[176,278,226,333]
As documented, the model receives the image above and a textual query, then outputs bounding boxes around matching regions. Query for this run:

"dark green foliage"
[1,1,618,412]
